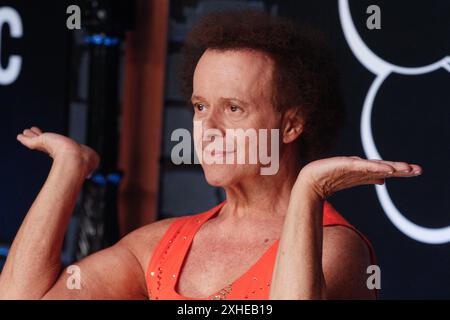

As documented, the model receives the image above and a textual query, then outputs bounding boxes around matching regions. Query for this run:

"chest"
[175,237,276,298]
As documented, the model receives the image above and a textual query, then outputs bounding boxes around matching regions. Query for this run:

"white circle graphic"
[339,0,450,244]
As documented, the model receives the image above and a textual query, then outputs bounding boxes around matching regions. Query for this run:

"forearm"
[269,181,326,299]
[0,156,86,298]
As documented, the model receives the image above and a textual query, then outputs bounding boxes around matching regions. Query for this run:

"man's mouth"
[209,150,234,157]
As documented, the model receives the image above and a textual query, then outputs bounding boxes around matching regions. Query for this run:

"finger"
[17,132,44,150]
[22,128,37,138]
[17,134,35,149]
[346,160,397,186]
[357,159,416,179]
[30,126,43,135]
[371,160,422,177]
[353,159,396,175]
[389,164,422,177]
[370,159,412,173]
[409,164,422,175]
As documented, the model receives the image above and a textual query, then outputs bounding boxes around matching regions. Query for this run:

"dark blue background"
[0,1,70,243]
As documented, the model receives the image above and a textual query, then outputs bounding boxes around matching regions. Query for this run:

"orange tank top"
[146,200,377,300]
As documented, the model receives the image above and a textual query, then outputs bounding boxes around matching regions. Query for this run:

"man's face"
[192,49,282,186]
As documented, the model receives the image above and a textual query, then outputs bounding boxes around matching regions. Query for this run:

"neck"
[221,150,302,221]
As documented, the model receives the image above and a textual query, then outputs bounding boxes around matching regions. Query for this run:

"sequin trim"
[210,284,233,300]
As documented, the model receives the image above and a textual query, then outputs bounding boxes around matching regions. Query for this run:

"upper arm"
[322,226,376,300]
[42,239,147,299]
[42,217,177,300]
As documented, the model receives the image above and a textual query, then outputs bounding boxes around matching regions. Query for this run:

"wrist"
[293,173,325,203]
[52,153,89,179]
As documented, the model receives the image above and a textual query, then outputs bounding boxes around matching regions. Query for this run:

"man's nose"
[202,109,224,140]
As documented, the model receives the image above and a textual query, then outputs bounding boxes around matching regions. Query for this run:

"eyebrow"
[220,97,250,106]
[190,95,205,102]
[191,95,250,106]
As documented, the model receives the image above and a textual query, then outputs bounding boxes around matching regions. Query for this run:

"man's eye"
[230,105,241,112]
[194,103,205,111]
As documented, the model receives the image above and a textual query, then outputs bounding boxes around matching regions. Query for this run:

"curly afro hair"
[179,10,345,163]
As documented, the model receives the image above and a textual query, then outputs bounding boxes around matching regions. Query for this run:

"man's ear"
[281,108,304,144]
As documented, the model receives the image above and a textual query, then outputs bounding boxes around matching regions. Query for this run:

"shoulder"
[322,202,375,265]
[323,225,372,262]
[119,204,222,272]
[322,225,376,299]
[321,201,377,298]
[118,216,182,273]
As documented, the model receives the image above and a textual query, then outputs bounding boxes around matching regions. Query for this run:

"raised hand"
[296,156,422,200]
[17,126,100,178]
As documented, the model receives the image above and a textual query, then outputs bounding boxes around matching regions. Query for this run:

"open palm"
[297,156,422,200]
[17,126,100,178]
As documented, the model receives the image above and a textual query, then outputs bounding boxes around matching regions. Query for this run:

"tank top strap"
[323,201,378,270]
[323,201,379,299]
[146,202,225,299]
